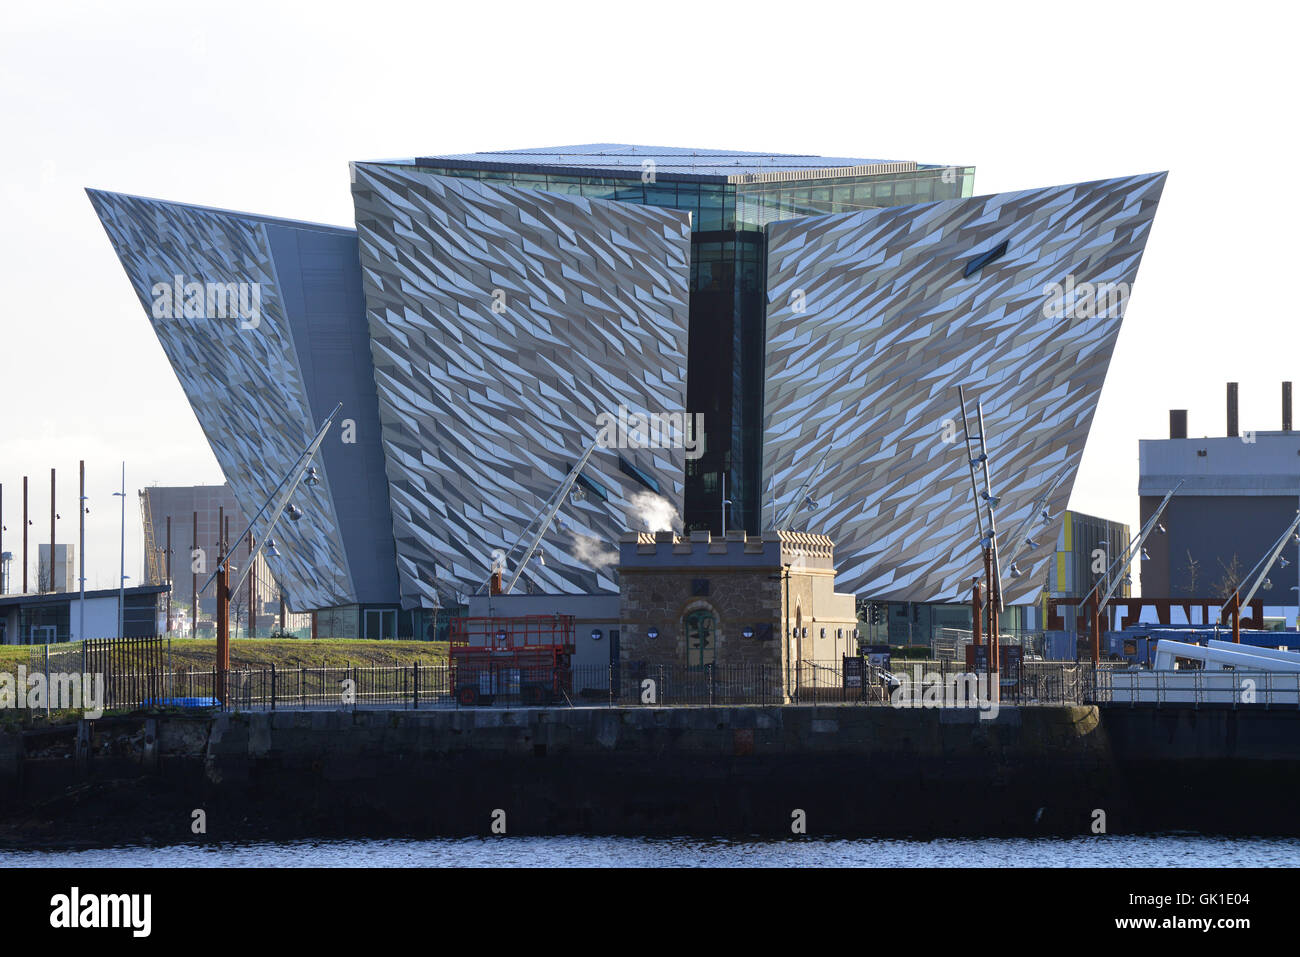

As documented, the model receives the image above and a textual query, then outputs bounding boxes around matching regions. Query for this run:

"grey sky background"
[1,0,1294,592]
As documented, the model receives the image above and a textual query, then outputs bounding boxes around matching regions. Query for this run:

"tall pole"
[116,462,125,638]
[990,560,1001,672]
[50,468,55,593]
[22,476,28,594]
[217,507,229,701]
[165,515,172,637]
[78,461,85,641]
[216,548,229,703]
[721,473,728,535]
[1090,594,1101,666]
[191,511,198,639]
[248,530,256,639]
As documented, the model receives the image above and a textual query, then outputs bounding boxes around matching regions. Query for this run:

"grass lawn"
[0,638,448,672]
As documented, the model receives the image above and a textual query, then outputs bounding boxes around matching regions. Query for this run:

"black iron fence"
[34,645,1299,714]
[36,658,1097,714]
[77,637,167,709]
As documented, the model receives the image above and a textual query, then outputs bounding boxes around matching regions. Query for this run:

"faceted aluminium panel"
[763,172,1167,602]
[87,190,358,609]
[351,164,692,607]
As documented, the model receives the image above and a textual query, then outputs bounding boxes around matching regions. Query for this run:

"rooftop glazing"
[407,143,951,183]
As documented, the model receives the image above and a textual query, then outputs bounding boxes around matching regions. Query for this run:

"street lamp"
[721,472,733,535]
[112,462,126,637]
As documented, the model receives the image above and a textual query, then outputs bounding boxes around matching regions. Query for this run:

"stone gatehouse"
[617,530,858,688]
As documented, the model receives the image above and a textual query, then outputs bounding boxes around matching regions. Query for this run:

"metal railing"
[27,650,1300,714]
[44,659,1119,714]
[1094,667,1300,706]
[931,628,1049,662]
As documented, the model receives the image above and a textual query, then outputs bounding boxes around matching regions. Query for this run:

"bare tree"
[1213,554,1244,599]
[1181,549,1200,596]
[230,595,248,639]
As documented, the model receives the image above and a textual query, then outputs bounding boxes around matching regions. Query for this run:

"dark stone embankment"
[1,703,1297,846]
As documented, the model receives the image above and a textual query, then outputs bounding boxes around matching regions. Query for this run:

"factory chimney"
[1169,409,1188,439]
[1227,382,1239,437]
[1284,381,1293,432]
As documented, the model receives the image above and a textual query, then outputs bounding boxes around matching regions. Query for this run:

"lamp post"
[958,387,1002,698]
[112,462,126,637]
[79,460,86,641]
[49,468,55,594]
[721,472,733,535]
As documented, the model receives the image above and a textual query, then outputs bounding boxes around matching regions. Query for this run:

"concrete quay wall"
[3,703,1298,842]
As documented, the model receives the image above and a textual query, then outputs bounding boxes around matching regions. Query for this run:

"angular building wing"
[763,172,1167,602]
[87,190,397,611]
[89,146,1167,626]
[350,163,692,607]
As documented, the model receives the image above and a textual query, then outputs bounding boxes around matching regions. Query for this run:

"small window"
[963,239,1009,278]
[568,467,609,503]
[619,455,660,495]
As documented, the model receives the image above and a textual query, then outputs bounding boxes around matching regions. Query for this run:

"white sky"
[1,0,1295,592]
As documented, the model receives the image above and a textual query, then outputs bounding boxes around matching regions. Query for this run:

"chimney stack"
[1170,409,1188,439]
[1284,382,1293,432]
[1227,382,1239,437]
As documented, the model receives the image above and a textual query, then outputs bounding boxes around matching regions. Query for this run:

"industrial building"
[36,544,75,593]
[1140,383,1300,613]
[138,484,288,637]
[1044,510,1133,603]
[88,144,1166,634]
[0,584,169,644]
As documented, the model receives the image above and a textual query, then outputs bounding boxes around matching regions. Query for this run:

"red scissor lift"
[449,614,576,707]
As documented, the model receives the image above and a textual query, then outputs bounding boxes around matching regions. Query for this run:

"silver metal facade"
[89,149,1169,613]
[350,163,692,607]
[87,190,358,609]
[763,173,1167,602]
